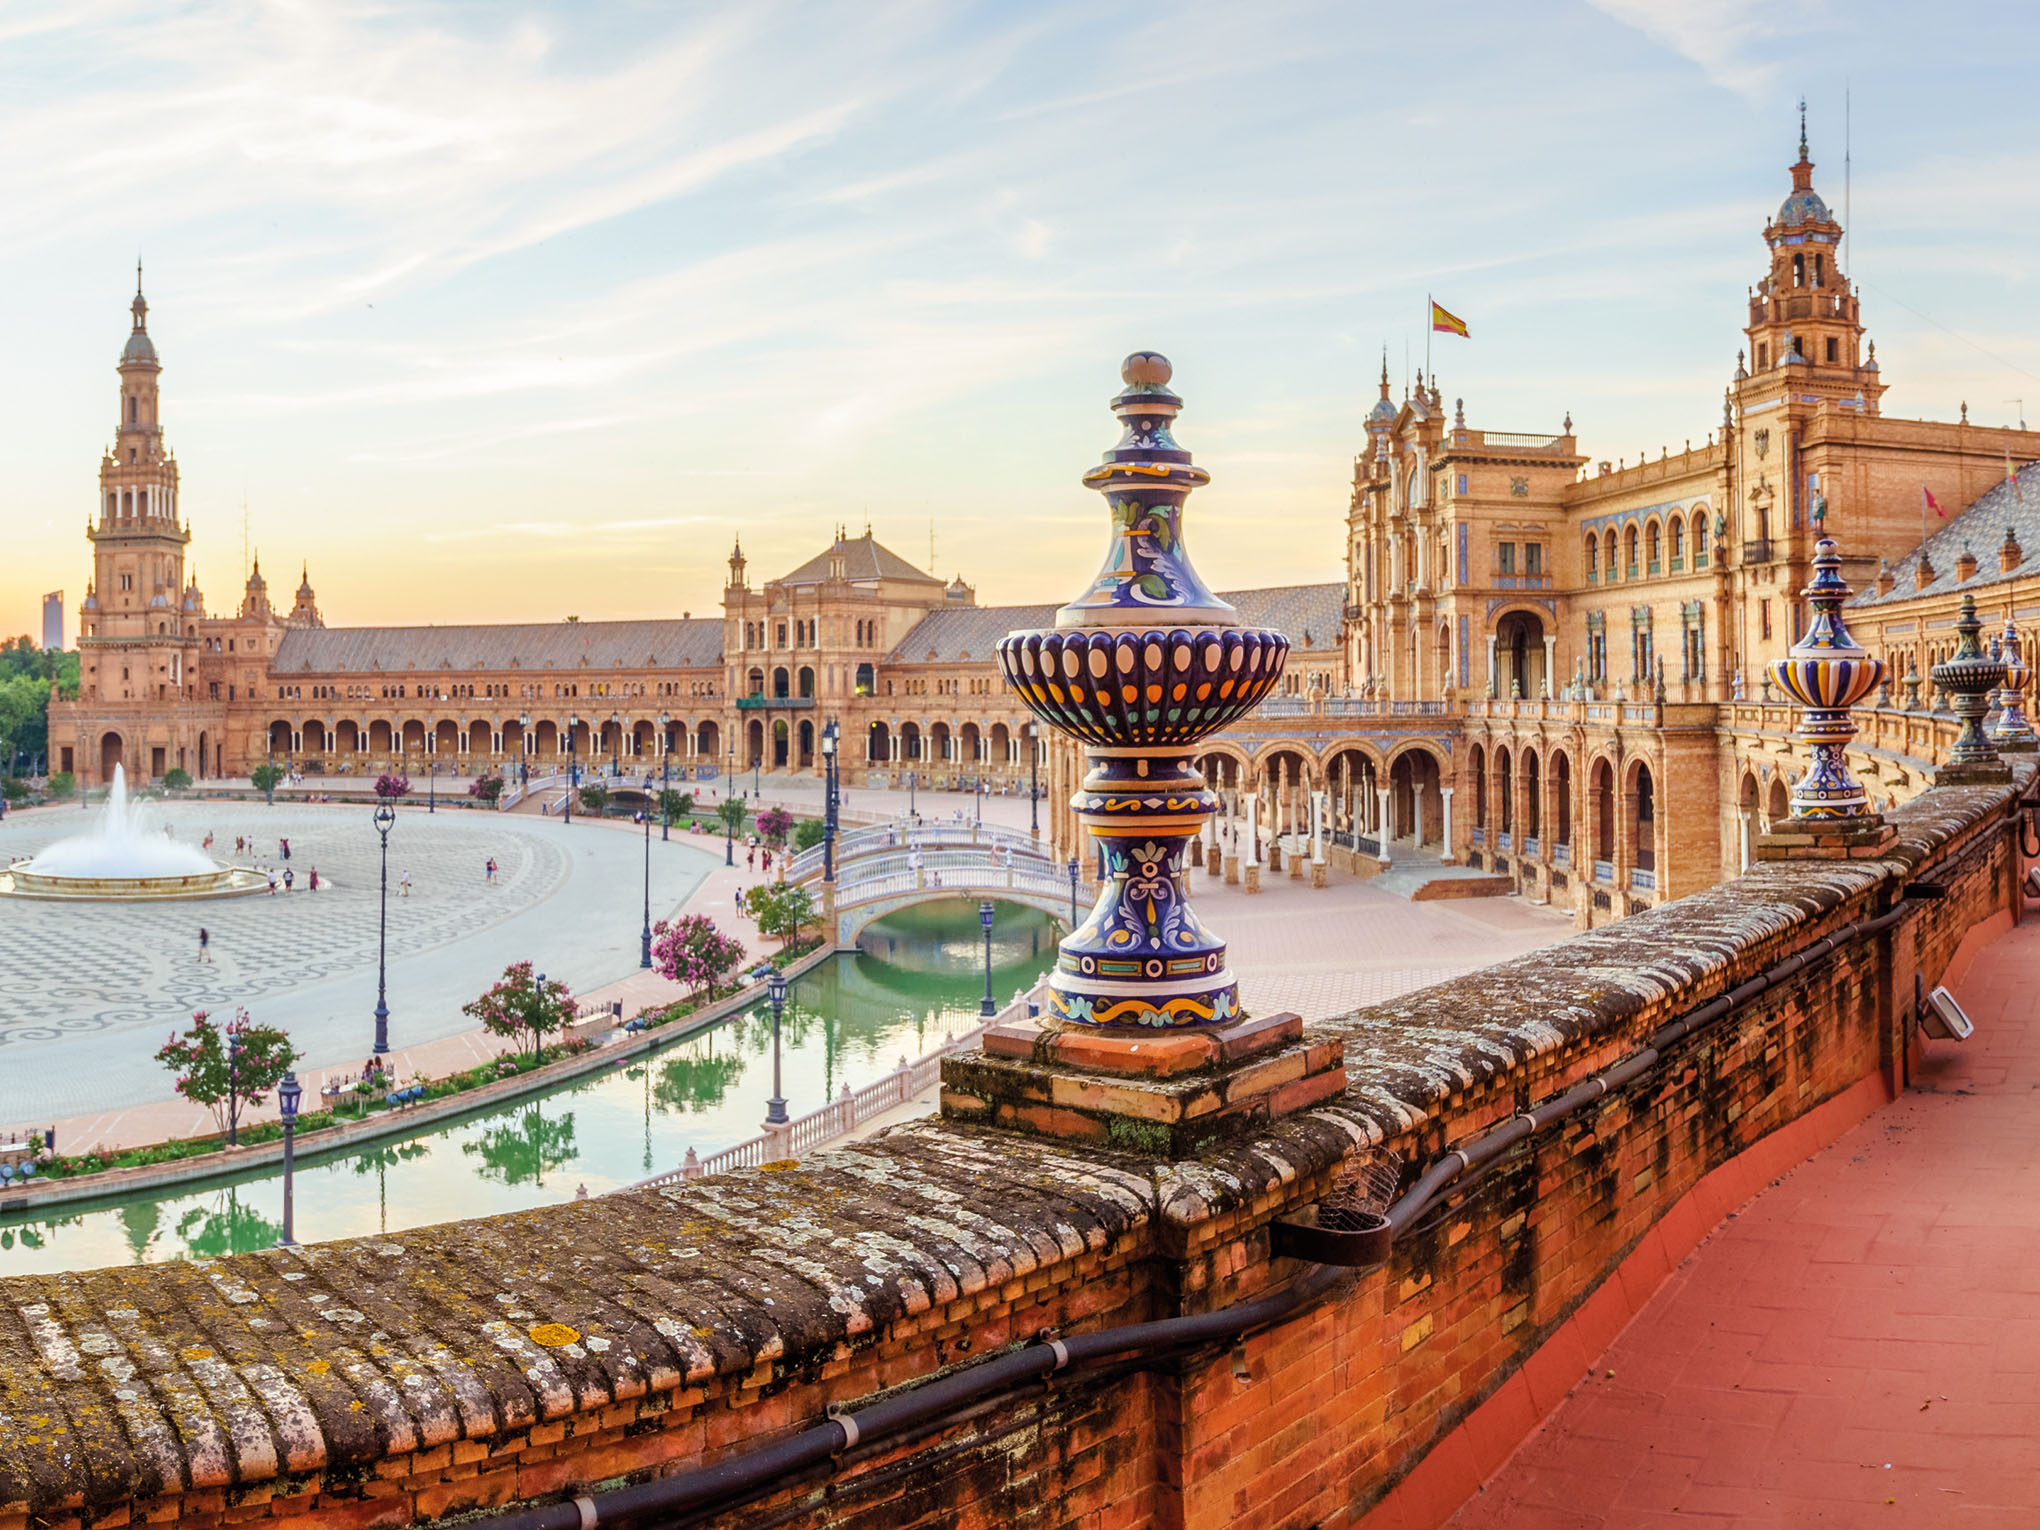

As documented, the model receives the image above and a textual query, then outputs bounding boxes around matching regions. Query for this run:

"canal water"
[0,900,1058,1275]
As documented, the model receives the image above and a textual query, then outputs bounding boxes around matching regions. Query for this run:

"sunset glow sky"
[5,1,2037,637]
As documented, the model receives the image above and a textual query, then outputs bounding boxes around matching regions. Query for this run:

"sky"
[4,0,2039,638]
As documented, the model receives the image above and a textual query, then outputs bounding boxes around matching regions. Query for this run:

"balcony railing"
[1742,538,1772,564]
[1630,868,1657,891]
[735,695,815,710]
[1593,859,1615,883]
[1552,842,1571,868]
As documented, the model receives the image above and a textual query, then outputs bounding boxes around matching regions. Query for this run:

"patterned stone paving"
[0,801,715,1119]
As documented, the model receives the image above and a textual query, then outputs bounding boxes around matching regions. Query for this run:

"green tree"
[658,788,693,825]
[792,818,827,851]
[462,1103,579,1187]
[653,1052,747,1114]
[717,797,747,833]
[0,777,27,803]
[44,770,74,799]
[161,767,192,791]
[175,1189,282,1258]
[250,762,285,802]
[578,782,610,815]
[462,961,576,1063]
[155,1009,298,1145]
[747,882,817,947]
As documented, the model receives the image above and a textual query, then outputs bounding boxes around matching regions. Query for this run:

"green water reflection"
[0,900,1057,1274]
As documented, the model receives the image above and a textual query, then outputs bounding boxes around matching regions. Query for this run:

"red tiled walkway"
[1446,916,2040,1528]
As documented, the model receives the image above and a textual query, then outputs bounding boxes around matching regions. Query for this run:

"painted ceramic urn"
[997,353,1285,1027]
[1989,616,2037,749]
[1766,534,1886,818]
[1930,595,2007,767]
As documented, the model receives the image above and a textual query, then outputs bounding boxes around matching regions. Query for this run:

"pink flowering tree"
[651,914,747,1001]
[462,961,576,1064]
[756,805,794,849]
[374,772,412,800]
[468,774,505,804]
[155,1009,297,1146]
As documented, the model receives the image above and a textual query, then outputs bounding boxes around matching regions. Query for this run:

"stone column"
[1244,793,1261,892]
[1376,787,1393,868]
[1543,634,1557,699]
[1288,763,1304,880]
[1439,785,1455,864]
[1309,789,1327,888]
[1738,808,1752,873]
[1486,633,1498,698]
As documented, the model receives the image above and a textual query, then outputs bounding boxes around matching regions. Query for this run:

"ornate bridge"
[787,822,1078,947]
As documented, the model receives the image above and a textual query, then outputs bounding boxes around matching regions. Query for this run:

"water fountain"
[1,766,264,899]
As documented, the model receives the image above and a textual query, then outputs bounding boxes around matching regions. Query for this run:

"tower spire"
[1798,96,1808,161]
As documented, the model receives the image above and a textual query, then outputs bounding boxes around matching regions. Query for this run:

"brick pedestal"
[1754,814,1900,861]
[1268,842,1283,872]
[1937,760,2016,785]
[1186,839,1204,870]
[1244,864,1261,893]
[941,1011,1345,1156]
[1310,860,1327,888]
[1224,854,1239,886]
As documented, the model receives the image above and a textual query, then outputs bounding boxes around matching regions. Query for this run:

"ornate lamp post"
[638,804,653,968]
[276,1071,301,1247]
[1766,534,1885,821]
[724,740,737,866]
[610,711,621,779]
[979,899,998,1017]
[565,713,579,824]
[372,801,395,1053]
[757,966,789,1126]
[907,768,916,820]
[519,713,531,784]
[427,759,436,814]
[1026,721,1040,838]
[821,720,840,882]
[998,353,1285,1028]
[658,712,672,839]
[1067,855,1080,931]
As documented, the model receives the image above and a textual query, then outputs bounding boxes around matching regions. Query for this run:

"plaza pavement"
[4,774,1573,1154]
[1444,913,2040,1528]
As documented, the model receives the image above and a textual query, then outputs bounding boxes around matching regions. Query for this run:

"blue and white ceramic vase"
[1989,616,2036,749]
[998,354,1285,1028]
[1767,535,1886,819]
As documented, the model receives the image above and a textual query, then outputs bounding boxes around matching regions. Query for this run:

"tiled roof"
[776,534,941,587]
[272,619,724,674]
[887,583,1348,664]
[1851,464,2040,607]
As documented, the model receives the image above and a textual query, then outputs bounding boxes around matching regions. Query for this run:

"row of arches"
[1586,509,1711,583]
[1187,742,1452,861]
[265,717,726,766]
[1467,741,1656,875]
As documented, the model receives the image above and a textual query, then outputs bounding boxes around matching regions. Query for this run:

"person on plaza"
[400,869,412,897]
[266,868,278,895]
[234,834,244,855]
[197,927,211,963]
[203,831,214,852]
[280,837,291,860]
[761,848,773,875]
[747,845,757,871]
[485,857,497,883]
[308,867,320,892]
[283,866,294,893]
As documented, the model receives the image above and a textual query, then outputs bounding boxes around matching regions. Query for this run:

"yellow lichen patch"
[528,1323,581,1347]
[348,1400,365,1412]
[181,1347,213,1362]
[305,1360,330,1377]
[760,1160,800,1172]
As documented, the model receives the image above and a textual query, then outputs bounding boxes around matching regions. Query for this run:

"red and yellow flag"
[1430,301,1469,338]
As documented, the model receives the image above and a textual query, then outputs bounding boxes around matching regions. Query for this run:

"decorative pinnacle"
[1798,97,1808,160]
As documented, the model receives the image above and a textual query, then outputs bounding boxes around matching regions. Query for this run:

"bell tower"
[82,266,193,704]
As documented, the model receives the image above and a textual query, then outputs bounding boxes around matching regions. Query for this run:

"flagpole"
[1425,293,1432,382]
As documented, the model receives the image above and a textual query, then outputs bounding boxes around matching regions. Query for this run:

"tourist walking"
[266,869,278,895]
[197,927,211,963]
[280,837,291,860]
[400,869,412,897]
[283,867,294,893]
[308,867,320,892]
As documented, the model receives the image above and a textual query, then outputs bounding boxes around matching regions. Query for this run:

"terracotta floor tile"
[1441,915,2040,1529]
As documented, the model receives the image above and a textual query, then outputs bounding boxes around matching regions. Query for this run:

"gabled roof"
[886,583,1348,664]
[776,533,940,587]
[1851,464,2040,608]
[272,619,724,674]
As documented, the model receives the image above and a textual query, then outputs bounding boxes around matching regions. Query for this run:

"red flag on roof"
[1924,486,1945,518]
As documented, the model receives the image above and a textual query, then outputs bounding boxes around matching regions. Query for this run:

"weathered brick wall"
[0,773,2023,1530]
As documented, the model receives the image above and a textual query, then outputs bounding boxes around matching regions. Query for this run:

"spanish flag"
[1430,300,1469,339]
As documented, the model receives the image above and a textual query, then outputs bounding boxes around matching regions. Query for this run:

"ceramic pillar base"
[1288,850,1303,880]
[1244,865,1261,893]
[942,1011,1345,1155]
[1311,861,1327,889]
[1225,854,1239,886]
[1186,839,1204,869]
[1934,759,2014,786]
[1268,842,1282,872]
[1755,814,1900,861]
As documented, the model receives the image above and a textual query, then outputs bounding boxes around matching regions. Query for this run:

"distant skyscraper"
[41,591,63,652]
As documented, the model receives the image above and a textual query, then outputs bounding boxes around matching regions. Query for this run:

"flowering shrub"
[462,961,576,1063]
[155,1009,297,1144]
[756,805,794,848]
[374,772,412,800]
[651,914,746,999]
[469,774,505,803]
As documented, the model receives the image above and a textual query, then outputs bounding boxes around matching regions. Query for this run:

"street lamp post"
[566,714,579,824]
[226,1022,242,1146]
[724,741,736,866]
[908,768,917,820]
[821,721,839,882]
[979,900,997,1017]
[639,807,653,969]
[276,1071,300,1246]
[427,759,435,814]
[1027,721,1040,838]
[658,713,671,841]
[760,966,789,1126]
[519,713,530,785]
[372,801,395,1053]
[610,711,621,779]
[752,750,760,800]
[1068,856,1081,931]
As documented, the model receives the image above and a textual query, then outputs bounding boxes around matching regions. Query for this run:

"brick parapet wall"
[0,770,2026,1530]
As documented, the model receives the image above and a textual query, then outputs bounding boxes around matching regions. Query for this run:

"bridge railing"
[627,978,1052,1189]
[835,867,1073,908]
[786,821,1043,882]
